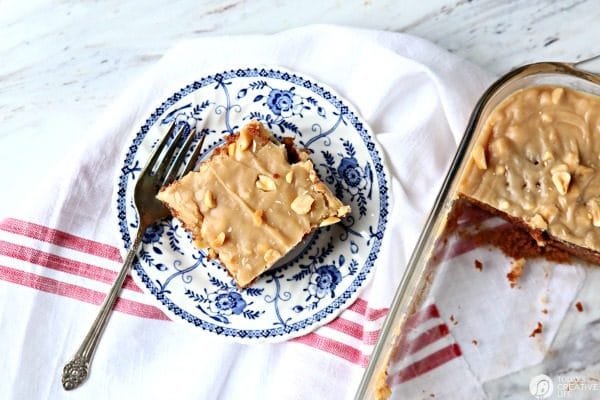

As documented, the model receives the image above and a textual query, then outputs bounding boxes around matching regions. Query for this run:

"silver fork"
[61,122,206,390]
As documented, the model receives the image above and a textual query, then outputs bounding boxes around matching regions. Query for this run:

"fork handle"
[61,227,144,390]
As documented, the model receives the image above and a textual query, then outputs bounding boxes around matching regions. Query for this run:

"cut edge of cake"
[457,193,600,265]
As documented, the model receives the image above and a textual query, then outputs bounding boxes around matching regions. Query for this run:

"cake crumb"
[474,259,483,271]
[507,258,526,288]
[542,309,548,314]
[472,339,479,346]
[575,302,584,312]
[449,314,458,325]
[529,321,543,338]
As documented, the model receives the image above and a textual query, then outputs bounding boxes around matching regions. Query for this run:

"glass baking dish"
[356,62,600,400]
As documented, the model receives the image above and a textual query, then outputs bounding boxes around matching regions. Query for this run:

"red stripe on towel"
[389,343,462,384]
[390,324,450,364]
[0,218,122,262]
[293,332,371,367]
[0,264,167,320]
[347,298,389,321]
[327,317,381,345]
[0,240,140,292]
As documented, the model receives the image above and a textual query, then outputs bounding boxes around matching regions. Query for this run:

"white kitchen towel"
[0,24,524,400]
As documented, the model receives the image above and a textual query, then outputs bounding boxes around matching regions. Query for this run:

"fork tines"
[145,123,206,188]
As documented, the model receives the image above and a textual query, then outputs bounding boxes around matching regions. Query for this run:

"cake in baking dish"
[156,120,351,288]
[373,85,600,400]
[458,85,600,265]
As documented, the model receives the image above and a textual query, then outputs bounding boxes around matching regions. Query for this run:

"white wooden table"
[1,0,599,216]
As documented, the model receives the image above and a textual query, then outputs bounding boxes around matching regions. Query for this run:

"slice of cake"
[156,120,351,288]
[458,85,600,264]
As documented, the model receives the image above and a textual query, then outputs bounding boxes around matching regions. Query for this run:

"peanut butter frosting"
[157,121,351,287]
[459,86,600,252]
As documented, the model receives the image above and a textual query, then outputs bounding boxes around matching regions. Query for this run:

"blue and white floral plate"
[115,67,390,342]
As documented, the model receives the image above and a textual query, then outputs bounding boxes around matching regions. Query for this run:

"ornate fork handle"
[62,228,144,390]
[61,122,203,390]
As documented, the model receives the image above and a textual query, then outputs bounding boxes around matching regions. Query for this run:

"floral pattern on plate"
[115,67,390,342]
